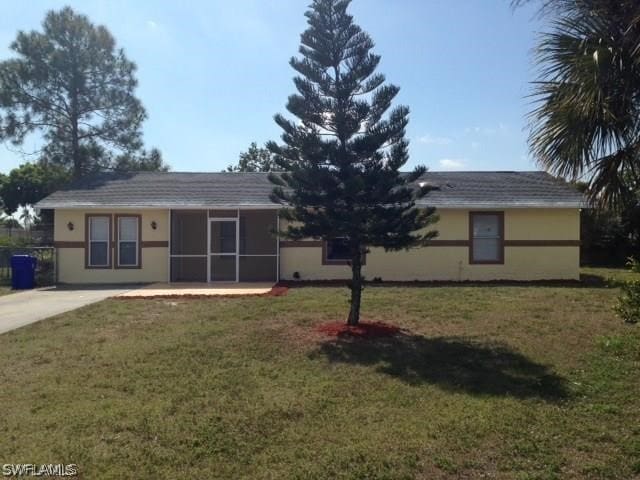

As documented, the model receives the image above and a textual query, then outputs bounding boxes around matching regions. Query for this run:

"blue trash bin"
[11,255,37,290]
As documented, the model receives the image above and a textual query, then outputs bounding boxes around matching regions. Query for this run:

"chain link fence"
[0,247,56,287]
[0,223,54,244]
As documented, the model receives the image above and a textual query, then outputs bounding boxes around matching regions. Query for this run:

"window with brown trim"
[322,238,366,265]
[469,212,504,264]
[115,215,141,268]
[86,215,111,268]
[327,238,350,261]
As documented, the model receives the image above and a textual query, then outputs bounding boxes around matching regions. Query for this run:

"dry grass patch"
[0,285,13,296]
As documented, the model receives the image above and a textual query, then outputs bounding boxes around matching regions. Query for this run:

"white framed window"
[117,216,139,267]
[470,212,504,264]
[88,216,110,267]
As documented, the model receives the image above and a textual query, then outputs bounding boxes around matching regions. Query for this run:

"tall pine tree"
[0,7,165,179]
[268,0,438,325]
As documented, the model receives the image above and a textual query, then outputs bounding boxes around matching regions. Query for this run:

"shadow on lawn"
[314,333,569,401]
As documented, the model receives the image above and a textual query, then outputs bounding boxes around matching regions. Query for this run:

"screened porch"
[169,209,279,283]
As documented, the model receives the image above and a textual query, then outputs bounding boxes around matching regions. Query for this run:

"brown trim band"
[141,241,169,248]
[280,240,323,248]
[425,240,470,246]
[209,209,238,218]
[422,240,579,247]
[60,239,577,249]
[56,240,170,248]
[54,241,84,248]
[504,240,581,247]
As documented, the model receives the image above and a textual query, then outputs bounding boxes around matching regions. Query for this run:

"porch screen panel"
[238,210,278,282]
[210,221,236,254]
[239,211,277,255]
[208,210,237,218]
[210,255,236,282]
[170,211,207,282]
[171,211,207,255]
[170,257,207,282]
[239,256,277,282]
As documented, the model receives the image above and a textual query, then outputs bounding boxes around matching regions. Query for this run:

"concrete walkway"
[0,285,134,335]
[115,282,274,298]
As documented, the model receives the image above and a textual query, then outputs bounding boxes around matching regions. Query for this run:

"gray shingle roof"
[414,171,583,208]
[35,171,583,209]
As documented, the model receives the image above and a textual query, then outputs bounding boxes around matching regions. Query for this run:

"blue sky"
[0,0,543,174]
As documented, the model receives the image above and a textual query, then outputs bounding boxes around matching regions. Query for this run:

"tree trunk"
[347,251,363,326]
[71,115,81,180]
[70,80,81,180]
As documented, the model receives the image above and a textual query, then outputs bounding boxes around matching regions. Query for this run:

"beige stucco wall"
[279,208,581,281]
[504,208,579,240]
[54,209,169,284]
[53,207,580,284]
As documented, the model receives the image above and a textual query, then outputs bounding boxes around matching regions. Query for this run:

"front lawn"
[1,277,639,479]
[581,265,640,285]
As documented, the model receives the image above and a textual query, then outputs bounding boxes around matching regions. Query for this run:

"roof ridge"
[132,170,548,175]
[78,170,552,175]
[35,169,585,210]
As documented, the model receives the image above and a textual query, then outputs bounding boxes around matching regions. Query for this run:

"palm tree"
[1,217,22,237]
[19,207,34,231]
[521,0,640,208]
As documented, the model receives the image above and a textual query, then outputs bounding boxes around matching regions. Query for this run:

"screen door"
[209,219,237,282]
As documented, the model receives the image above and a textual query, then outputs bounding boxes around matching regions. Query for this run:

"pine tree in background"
[226,142,277,172]
[0,7,166,180]
[268,0,438,325]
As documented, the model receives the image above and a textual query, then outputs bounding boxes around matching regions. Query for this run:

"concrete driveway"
[0,285,136,335]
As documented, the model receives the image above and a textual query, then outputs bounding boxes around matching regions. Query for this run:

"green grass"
[581,265,640,285]
[1,276,639,479]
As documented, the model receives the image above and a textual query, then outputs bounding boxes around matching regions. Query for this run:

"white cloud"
[464,123,509,136]
[417,133,452,146]
[438,158,466,170]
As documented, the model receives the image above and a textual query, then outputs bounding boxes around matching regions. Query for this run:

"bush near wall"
[615,258,640,324]
[581,208,639,267]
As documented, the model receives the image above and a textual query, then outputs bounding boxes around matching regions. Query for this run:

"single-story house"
[35,170,583,284]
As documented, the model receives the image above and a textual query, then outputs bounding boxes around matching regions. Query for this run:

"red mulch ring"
[268,286,289,297]
[316,321,400,338]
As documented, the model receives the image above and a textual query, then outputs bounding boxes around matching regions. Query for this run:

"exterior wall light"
[67,222,74,231]
[151,221,157,230]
